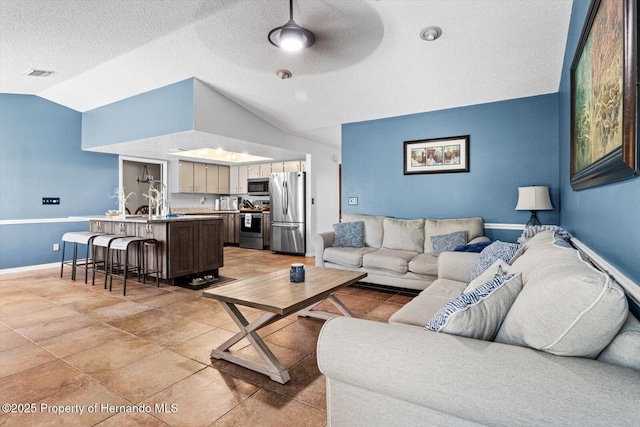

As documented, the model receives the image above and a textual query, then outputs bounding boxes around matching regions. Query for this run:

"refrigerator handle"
[283,180,288,216]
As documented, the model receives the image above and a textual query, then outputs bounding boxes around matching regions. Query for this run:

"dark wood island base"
[88,215,224,288]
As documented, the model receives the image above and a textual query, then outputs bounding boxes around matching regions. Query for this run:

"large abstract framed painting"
[570,0,638,190]
[404,135,469,175]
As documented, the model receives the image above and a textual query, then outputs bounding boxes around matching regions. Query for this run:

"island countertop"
[70,214,224,224]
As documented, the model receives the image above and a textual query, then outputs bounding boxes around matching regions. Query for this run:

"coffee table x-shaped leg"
[210,296,355,384]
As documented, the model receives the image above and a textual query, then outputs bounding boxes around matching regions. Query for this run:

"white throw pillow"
[464,259,510,293]
[426,274,523,341]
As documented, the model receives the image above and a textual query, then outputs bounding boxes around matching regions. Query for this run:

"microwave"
[247,178,269,195]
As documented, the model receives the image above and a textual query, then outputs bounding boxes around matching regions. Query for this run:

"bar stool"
[60,231,103,283]
[108,237,159,296]
[91,234,122,288]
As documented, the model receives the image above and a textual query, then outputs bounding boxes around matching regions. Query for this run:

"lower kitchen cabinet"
[219,212,240,245]
[137,223,168,281]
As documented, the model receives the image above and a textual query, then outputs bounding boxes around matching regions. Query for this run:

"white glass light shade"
[515,186,553,211]
[280,26,304,51]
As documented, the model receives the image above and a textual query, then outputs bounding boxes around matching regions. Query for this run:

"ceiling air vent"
[22,69,54,77]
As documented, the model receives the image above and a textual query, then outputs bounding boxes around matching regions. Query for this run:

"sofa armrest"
[469,236,490,244]
[317,317,640,426]
[311,231,335,267]
[437,251,479,282]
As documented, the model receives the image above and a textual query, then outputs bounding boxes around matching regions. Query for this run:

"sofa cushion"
[382,218,425,253]
[324,246,377,267]
[597,313,640,371]
[424,217,484,253]
[509,231,565,282]
[342,214,385,248]
[427,274,523,340]
[430,230,467,257]
[407,253,438,276]
[469,241,520,281]
[333,221,364,248]
[495,243,628,358]
[362,248,420,274]
[389,279,467,327]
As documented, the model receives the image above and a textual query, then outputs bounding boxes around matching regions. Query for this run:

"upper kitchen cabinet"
[283,161,305,172]
[176,160,206,193]
[230,165,248,194]
[194,162,207,193]
[248,163,271,178]
[260,164,271,178]
[271,162,284,174]
[178,160,195,193]
[247,164,260,179]
[207,164,230,194]
[217,165,230,194]
[172,160,230,194]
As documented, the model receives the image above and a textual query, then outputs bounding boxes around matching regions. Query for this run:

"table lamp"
[515,186,553,226]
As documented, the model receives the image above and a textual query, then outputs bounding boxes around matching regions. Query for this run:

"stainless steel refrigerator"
[269,172,306,255]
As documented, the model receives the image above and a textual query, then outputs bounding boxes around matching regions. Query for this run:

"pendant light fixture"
[268,0,315,51]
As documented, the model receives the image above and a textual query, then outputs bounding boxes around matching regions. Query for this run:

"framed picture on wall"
[570,0,638,190]
[403,135,469,175]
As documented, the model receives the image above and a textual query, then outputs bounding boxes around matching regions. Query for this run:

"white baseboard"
[0,262,60,275]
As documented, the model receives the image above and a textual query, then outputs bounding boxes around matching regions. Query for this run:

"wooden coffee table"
[202,266,367,384]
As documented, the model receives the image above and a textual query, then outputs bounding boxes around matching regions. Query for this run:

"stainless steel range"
[239,211,264,249]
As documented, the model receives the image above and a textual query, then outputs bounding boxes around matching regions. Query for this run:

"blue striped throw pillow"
[426,273,523,341]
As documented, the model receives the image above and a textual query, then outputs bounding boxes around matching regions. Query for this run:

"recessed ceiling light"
[420,26,442,41]
[276,69,292,79]
[22,68,54,77]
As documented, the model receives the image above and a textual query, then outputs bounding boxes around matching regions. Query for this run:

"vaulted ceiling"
[0,0,573,148]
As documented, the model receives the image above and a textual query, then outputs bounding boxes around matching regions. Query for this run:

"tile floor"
[0,247,417,426]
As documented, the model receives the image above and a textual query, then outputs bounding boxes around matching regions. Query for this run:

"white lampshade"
[515,186,553,211]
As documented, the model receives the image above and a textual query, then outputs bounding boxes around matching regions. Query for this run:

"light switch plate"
[42,197,60,205]
[348,197,358,205]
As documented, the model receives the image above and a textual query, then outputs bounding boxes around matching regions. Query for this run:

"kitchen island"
[81,215,223,289]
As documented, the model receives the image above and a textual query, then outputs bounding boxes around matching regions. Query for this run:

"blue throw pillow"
[453,241,493,253]
[469,241,521,281]
[333,221,365,248]
[430,230,468,257]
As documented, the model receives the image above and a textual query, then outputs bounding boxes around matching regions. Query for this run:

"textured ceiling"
[0,0,573,150]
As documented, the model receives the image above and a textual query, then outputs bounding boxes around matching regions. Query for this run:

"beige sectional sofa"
[312,214,487,290]
[317,230,640,426]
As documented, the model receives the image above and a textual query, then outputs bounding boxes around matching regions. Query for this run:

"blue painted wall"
[342,93,560,243]
[0,94,118,269]
[82,78,194,149]
[558,0,640,307]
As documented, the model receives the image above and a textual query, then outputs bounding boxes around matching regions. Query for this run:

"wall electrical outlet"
[348,197,358,205]
[42,197,60,205]
[53,243,60,251]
